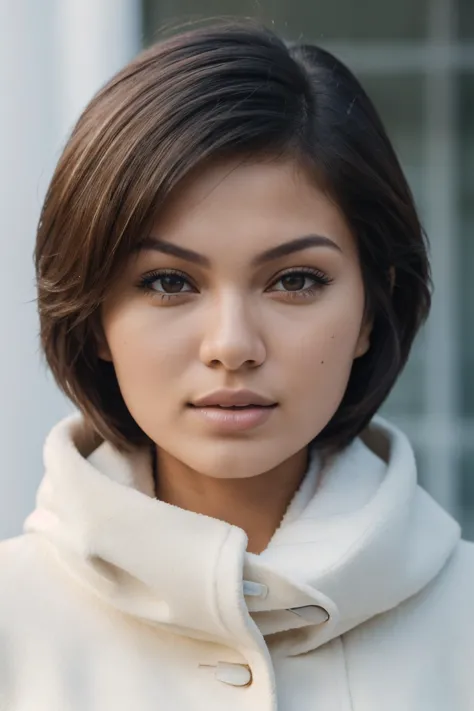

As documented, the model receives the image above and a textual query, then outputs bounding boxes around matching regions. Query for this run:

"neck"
[154,447,309,554]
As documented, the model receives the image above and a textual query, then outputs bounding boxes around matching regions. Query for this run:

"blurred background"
[1,0,473,539]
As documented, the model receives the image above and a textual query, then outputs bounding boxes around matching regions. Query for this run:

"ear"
[97,339,113,363]
[91,312,113,362]
[388,266,396,293]
[354,316,373,359]
[354,267,394,360]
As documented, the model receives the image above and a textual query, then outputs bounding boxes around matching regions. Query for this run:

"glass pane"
[413,447,439,506]
[457,0,474,40]
[143,0,430,44]
[360,75,424,202]
[458,73,474,417]
[380,333,426,417]
[459,451,474,541]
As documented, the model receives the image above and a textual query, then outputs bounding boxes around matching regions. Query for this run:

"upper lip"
[191,389,277,407]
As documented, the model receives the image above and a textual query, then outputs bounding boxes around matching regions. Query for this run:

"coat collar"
[24,412,461,655]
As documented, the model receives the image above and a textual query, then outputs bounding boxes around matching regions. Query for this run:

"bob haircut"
[35,19,431,454]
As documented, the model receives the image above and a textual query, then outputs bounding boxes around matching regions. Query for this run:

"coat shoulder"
[430,538,474,617]
[0,534,44,603]
[0,535,43,703]
[450,538,474,582]
[0,532,43,569]
[0,533,66,619]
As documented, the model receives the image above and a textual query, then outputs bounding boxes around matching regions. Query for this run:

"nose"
[199,291,266,371]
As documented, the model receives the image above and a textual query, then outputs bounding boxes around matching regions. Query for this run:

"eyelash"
[136,267,334,302]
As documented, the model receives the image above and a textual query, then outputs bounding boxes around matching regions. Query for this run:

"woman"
[0,19,472,711]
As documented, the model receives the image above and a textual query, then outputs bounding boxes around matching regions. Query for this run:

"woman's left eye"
[269,269,333,295]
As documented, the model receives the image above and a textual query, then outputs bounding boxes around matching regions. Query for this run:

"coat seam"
[339,634,355,711]
[212,526,237,636]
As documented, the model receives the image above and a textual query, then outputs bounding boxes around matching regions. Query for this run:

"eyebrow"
[134,234,342,267]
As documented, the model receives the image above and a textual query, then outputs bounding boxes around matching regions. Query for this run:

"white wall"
[0,0,141,540]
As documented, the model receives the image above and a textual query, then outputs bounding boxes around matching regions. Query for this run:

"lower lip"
[188,405,277,432]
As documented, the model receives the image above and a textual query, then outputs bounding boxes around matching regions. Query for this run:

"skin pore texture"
[98,157,373,553]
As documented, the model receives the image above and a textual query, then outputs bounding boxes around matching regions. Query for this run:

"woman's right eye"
[137,270,195,297]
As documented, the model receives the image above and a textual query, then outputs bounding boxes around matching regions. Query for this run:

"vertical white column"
[0,0,141,540]
[0,0,63,540]
[55,0,142,139]
[422,0,460,516]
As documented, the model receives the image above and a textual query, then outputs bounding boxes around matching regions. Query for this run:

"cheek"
[103,306,193,391]
[283,298,364,399]
[287,331,354,392]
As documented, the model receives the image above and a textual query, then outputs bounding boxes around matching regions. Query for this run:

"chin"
[180,439,289,480]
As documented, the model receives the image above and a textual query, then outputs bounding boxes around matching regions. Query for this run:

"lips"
[190,389,277,409]
[189,404,277,413]
[188,398,277,432]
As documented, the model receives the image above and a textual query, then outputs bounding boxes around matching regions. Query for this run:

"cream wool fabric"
[1,412,474,710]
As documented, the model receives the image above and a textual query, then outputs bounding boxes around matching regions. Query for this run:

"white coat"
[0,412,473,710]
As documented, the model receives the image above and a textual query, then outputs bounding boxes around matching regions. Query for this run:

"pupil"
[282,274,305,291]
[162,275,184,293]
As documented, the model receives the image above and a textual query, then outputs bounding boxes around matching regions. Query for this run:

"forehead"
[147,157,356,259]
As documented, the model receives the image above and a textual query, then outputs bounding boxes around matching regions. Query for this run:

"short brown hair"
[35,20,431,453]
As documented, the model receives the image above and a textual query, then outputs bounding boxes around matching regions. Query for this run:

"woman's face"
[99,158,372,478]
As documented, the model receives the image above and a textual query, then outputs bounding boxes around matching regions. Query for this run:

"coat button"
[243,580,268,598]
[287,605,330,624]
[214,662,253,687]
